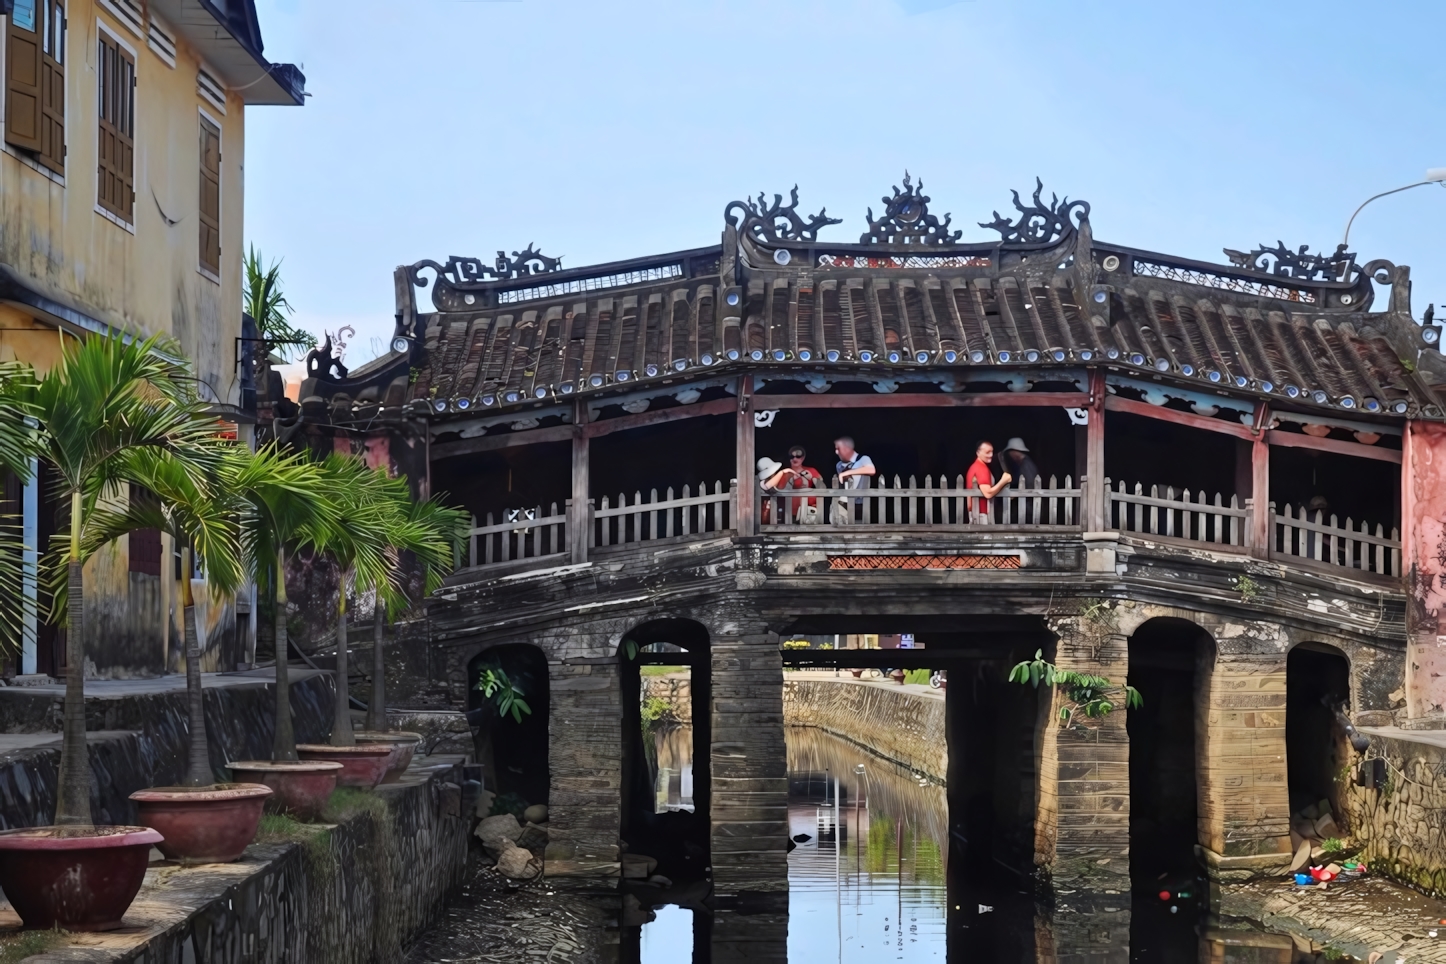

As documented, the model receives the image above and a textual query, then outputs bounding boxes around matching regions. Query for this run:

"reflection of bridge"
[268,176,1445,903]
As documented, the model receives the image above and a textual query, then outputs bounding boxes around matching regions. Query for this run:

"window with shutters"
[96,31,135,221]
[198,114,221,276]
[127,484,161,577]
[5,0,66,174]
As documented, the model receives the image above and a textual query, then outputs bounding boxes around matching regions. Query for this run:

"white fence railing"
[762,474,1081,528]
[1272,504,1400,577]
[1107,480,1248,548]
[464,505,569,569]
[593,481,734,549]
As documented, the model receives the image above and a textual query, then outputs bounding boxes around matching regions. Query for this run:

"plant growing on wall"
[477,663,532,723]
[1008,650,1143,729]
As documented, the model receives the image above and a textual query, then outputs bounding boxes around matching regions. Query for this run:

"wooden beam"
[1265,429,1403,464]
[1085,370,1106,531]
[430,396,738,459]
[755,391,1090,410]
[583,396,738,439]
[1250,435,1270,557]
[1104,395,1257,441]
[431,424,574,459]
[737,376,756,536]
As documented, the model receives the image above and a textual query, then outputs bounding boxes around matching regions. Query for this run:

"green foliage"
[622,639,640,660]
[904,668,932,686]
[0,927,64,962]
[641,696,672,726]
[782,639,812,650]
[640,664,686,676]
[1322,836,1344,852]
[245,245,315,361]
[1233,573,1262,600]
[323,787,388,823]
[488,792,529,818]
[1008,649,1143,727]
[477,663,532,722]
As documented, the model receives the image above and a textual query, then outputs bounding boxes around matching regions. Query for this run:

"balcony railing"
[1108,481,1248,549]
[761,475,1081,529]
[456,476,1403,585]
[593,481,734,549]
[1272,503,1400,577]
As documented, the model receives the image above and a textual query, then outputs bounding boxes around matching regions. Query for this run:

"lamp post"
[1342,168,1446,246]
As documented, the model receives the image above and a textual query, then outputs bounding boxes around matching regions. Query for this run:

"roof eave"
[148,0,306,106]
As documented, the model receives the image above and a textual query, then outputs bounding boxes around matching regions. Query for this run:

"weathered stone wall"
[22,760,471,964]
[0,673,334,828]
[1341,729,1446,897]
[778,677,945,782]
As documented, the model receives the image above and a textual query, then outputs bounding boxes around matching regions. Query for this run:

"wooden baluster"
[469,514,477,567]
[726,479,737,534]
[1032,477,1044,527]
[955,474,965,525]
[1390,524,1400,577]
[923,475,933,526]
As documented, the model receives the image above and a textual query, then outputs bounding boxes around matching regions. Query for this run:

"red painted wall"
[1404,421,1446,718]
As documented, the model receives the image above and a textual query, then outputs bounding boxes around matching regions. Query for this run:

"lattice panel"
[826,554,1021,571]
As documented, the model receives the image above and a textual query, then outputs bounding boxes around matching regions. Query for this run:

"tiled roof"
[323,180,1446,422]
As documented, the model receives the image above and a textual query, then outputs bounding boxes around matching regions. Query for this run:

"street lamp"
[1342,168,1446,245]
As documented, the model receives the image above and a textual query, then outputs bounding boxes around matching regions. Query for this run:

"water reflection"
[652,724,695,813]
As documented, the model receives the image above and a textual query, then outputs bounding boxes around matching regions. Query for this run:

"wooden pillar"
[735,376,756,536]
[1403,420,1446,721]
[1084,369,1106,531]
[710,628,787,894]
[569,401,589,565]
[1249,436,1270,557]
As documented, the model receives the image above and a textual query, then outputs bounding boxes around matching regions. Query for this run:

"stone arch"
[1285,641,1353,826]
[618,617,712,885]
[467,643,550,812]
[1126,615,1216,889]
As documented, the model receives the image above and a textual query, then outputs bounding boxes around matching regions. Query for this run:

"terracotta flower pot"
[129,784,273,864]
[0,825,162,931]
[850,669,864,678]
[352,731,423,784]
[227,761,343,820]
[296,744,392,789]
[890,669,907,684]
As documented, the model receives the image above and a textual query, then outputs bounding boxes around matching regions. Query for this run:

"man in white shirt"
[832,436,876,524]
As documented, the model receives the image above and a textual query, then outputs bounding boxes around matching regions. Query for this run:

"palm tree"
[83,449,245,787]
[244,246,315,363]
[365,496,466,733]
[33,333,233,825]
[223,445,343,762]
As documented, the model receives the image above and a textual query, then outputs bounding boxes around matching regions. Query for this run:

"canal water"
[631,724,1358,963]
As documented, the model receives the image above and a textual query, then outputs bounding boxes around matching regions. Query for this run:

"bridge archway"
[1286,642,1353,824]
[467,643,550,813]
[1126,617,1214,891]
[619,618,712,884]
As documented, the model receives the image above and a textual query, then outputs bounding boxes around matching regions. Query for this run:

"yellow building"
[0,0,302,677]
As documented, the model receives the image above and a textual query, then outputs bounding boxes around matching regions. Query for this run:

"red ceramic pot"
[890,669,907,685]
[227,761,343,820]
[129,784,273,864]
[352,731,423,784]
[0,825,161,931]
[296,744,392,789]
[849,668,864,678]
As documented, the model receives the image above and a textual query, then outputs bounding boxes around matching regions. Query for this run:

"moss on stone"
[0,928,64,963]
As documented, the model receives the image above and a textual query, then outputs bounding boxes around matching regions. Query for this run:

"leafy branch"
[476,664,532,723]
[1008,650,1142,728]
[245,246,316,362]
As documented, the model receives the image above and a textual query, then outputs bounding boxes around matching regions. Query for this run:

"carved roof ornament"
[306,333,349,382]
[979,178,1090,248]
[410,244,563,289]
[859,172,962,246]
[1222,242,1358,284]
[724,186,842,244]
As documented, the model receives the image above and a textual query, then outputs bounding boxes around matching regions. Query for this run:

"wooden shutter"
[97,32,134,219]
[199,116,221,273]
[5,0,42,153]
[127,485,161,577]
[38,0,65,173]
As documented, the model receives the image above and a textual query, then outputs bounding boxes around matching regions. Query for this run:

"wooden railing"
[464,504,569,569]
[1107,480,1248,548]
[762,475,1081,528]
[593,481,734,549]
[1272,503,1400,577]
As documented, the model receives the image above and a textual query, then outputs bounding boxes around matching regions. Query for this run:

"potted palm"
[221,445,347,819]
[351,489,465,782]
[0,335,224,929]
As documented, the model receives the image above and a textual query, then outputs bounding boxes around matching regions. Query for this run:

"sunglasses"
[789,454,805,460]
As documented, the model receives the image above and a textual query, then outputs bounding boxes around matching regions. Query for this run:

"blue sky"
[246,0,1445,365]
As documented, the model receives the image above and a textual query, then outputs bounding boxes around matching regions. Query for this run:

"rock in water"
[524,803,549,824]
[475,812,523,844]
[497,841,540,880]
[517,824,548,857]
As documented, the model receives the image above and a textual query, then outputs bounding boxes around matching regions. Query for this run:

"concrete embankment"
[643,671,946,783]
[6,756,472,964]
[0,669,335,829]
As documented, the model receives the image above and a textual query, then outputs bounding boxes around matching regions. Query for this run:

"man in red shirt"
[965,440,1013,523]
